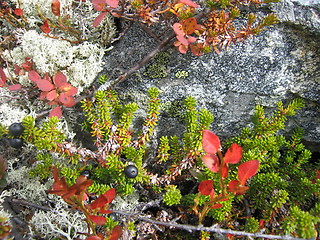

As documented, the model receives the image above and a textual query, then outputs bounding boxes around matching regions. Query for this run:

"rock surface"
[102,0,320,151]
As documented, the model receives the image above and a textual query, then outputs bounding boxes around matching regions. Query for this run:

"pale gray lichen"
[3,30,105,93]
[9,0,116,45]
[29,196,87,240]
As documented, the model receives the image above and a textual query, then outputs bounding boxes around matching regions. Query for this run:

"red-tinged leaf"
[103,188,116,203]
[224,143,242,164]
[178,44,188,54]
[40,19,51,33]
[238,160,260,185]
[198,180,214,196]
[182,18,197,34]
[187,36,197,43]
[53,71,67,86]
[221,164,229,178]
[66,86,78,96]
[46,90,57,101]
[49,106,63,118]
[99,209,112,214]
[228,180,249,195]
[8,84,22,91]
[0,67,7,87]
[177,35,189,46]
[93,12,107,27]
[180,0,199,8]
[202,130,220,154]
[202,153,219,173]
[92,0,106,11]
[173,23,185,36]
[58,93,75,107]
[39,91,47,101]
[106,0,118,8]
[109,225,122,240]
[28,70,42,83]
[14,64,24,76]
[89,215,106,225]
[211,203,223,209]
[58,83,78,96]
[36,79,55,91]
[86,236,103,240]
[90,195,107,210]
[51,0,61,16]
[14,8,24,16]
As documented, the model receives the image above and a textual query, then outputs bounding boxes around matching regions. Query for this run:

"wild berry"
[80,170,91,179]
[107,212,117,221]
[124,165,138,178]
[9,123,24,137]
[9,138,24,149]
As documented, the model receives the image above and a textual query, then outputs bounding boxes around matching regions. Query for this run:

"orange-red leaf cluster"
[28,70,78,118]
[201,130,260,195]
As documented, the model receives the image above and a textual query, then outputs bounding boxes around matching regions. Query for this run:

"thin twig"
[10,198,52,212]
[112,210,314,240]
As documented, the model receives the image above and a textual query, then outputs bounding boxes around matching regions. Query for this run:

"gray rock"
[102,0,320,151]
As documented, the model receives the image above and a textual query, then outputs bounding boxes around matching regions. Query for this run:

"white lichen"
[3,30,105,93]
[29,196,87,240]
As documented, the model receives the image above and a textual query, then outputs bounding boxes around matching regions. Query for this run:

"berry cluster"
[8,123,24,149]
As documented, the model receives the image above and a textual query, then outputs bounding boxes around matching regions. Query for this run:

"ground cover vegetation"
[0,0,319,239]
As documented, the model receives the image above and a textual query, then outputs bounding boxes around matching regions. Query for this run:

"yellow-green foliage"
[22,116,65,151]
[163,185,182,206]
[283,205,319,239]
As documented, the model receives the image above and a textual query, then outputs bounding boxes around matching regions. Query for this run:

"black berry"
[9,138,24,149]
[80,170,91,179]
[107,212,118,221]
[124,165,138,178]
[9,123,24,137]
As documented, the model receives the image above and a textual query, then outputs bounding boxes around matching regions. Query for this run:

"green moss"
[163,185,182,206]
[144,51,170,79]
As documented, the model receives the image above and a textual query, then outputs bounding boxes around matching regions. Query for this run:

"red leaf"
[106,0,119,8]
[49,106,63,118]
[58,83,78,96]
[14,8,24,16]
[40,19,51,33]
[202,130,221,154]
[198,180,214,196]
[91,188,116,210]
[93,12,107,27]
[58,93,75,107]
[202,153,219,173]
[86,236,102,240]
[221,164,229,178]
[0,67,7,87]
[8,84,22,91]
[90,195,108,210]
[28,70,42,83]
[224,143,242,164]
[51,0,61,16]
[182,17,197,35]
[176,35,189,46]
[46,90,58,101]
[36,79,55,91]
[178,44,188,54]
[173,23,185,36]
[179,0,199,8]
[109,225,122,240]
[103,188,116,203]
[89,215,106,225]
[211,203,223,209]
[227,179,249,195]
[52,71,67,86]
[238,160,260,186]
